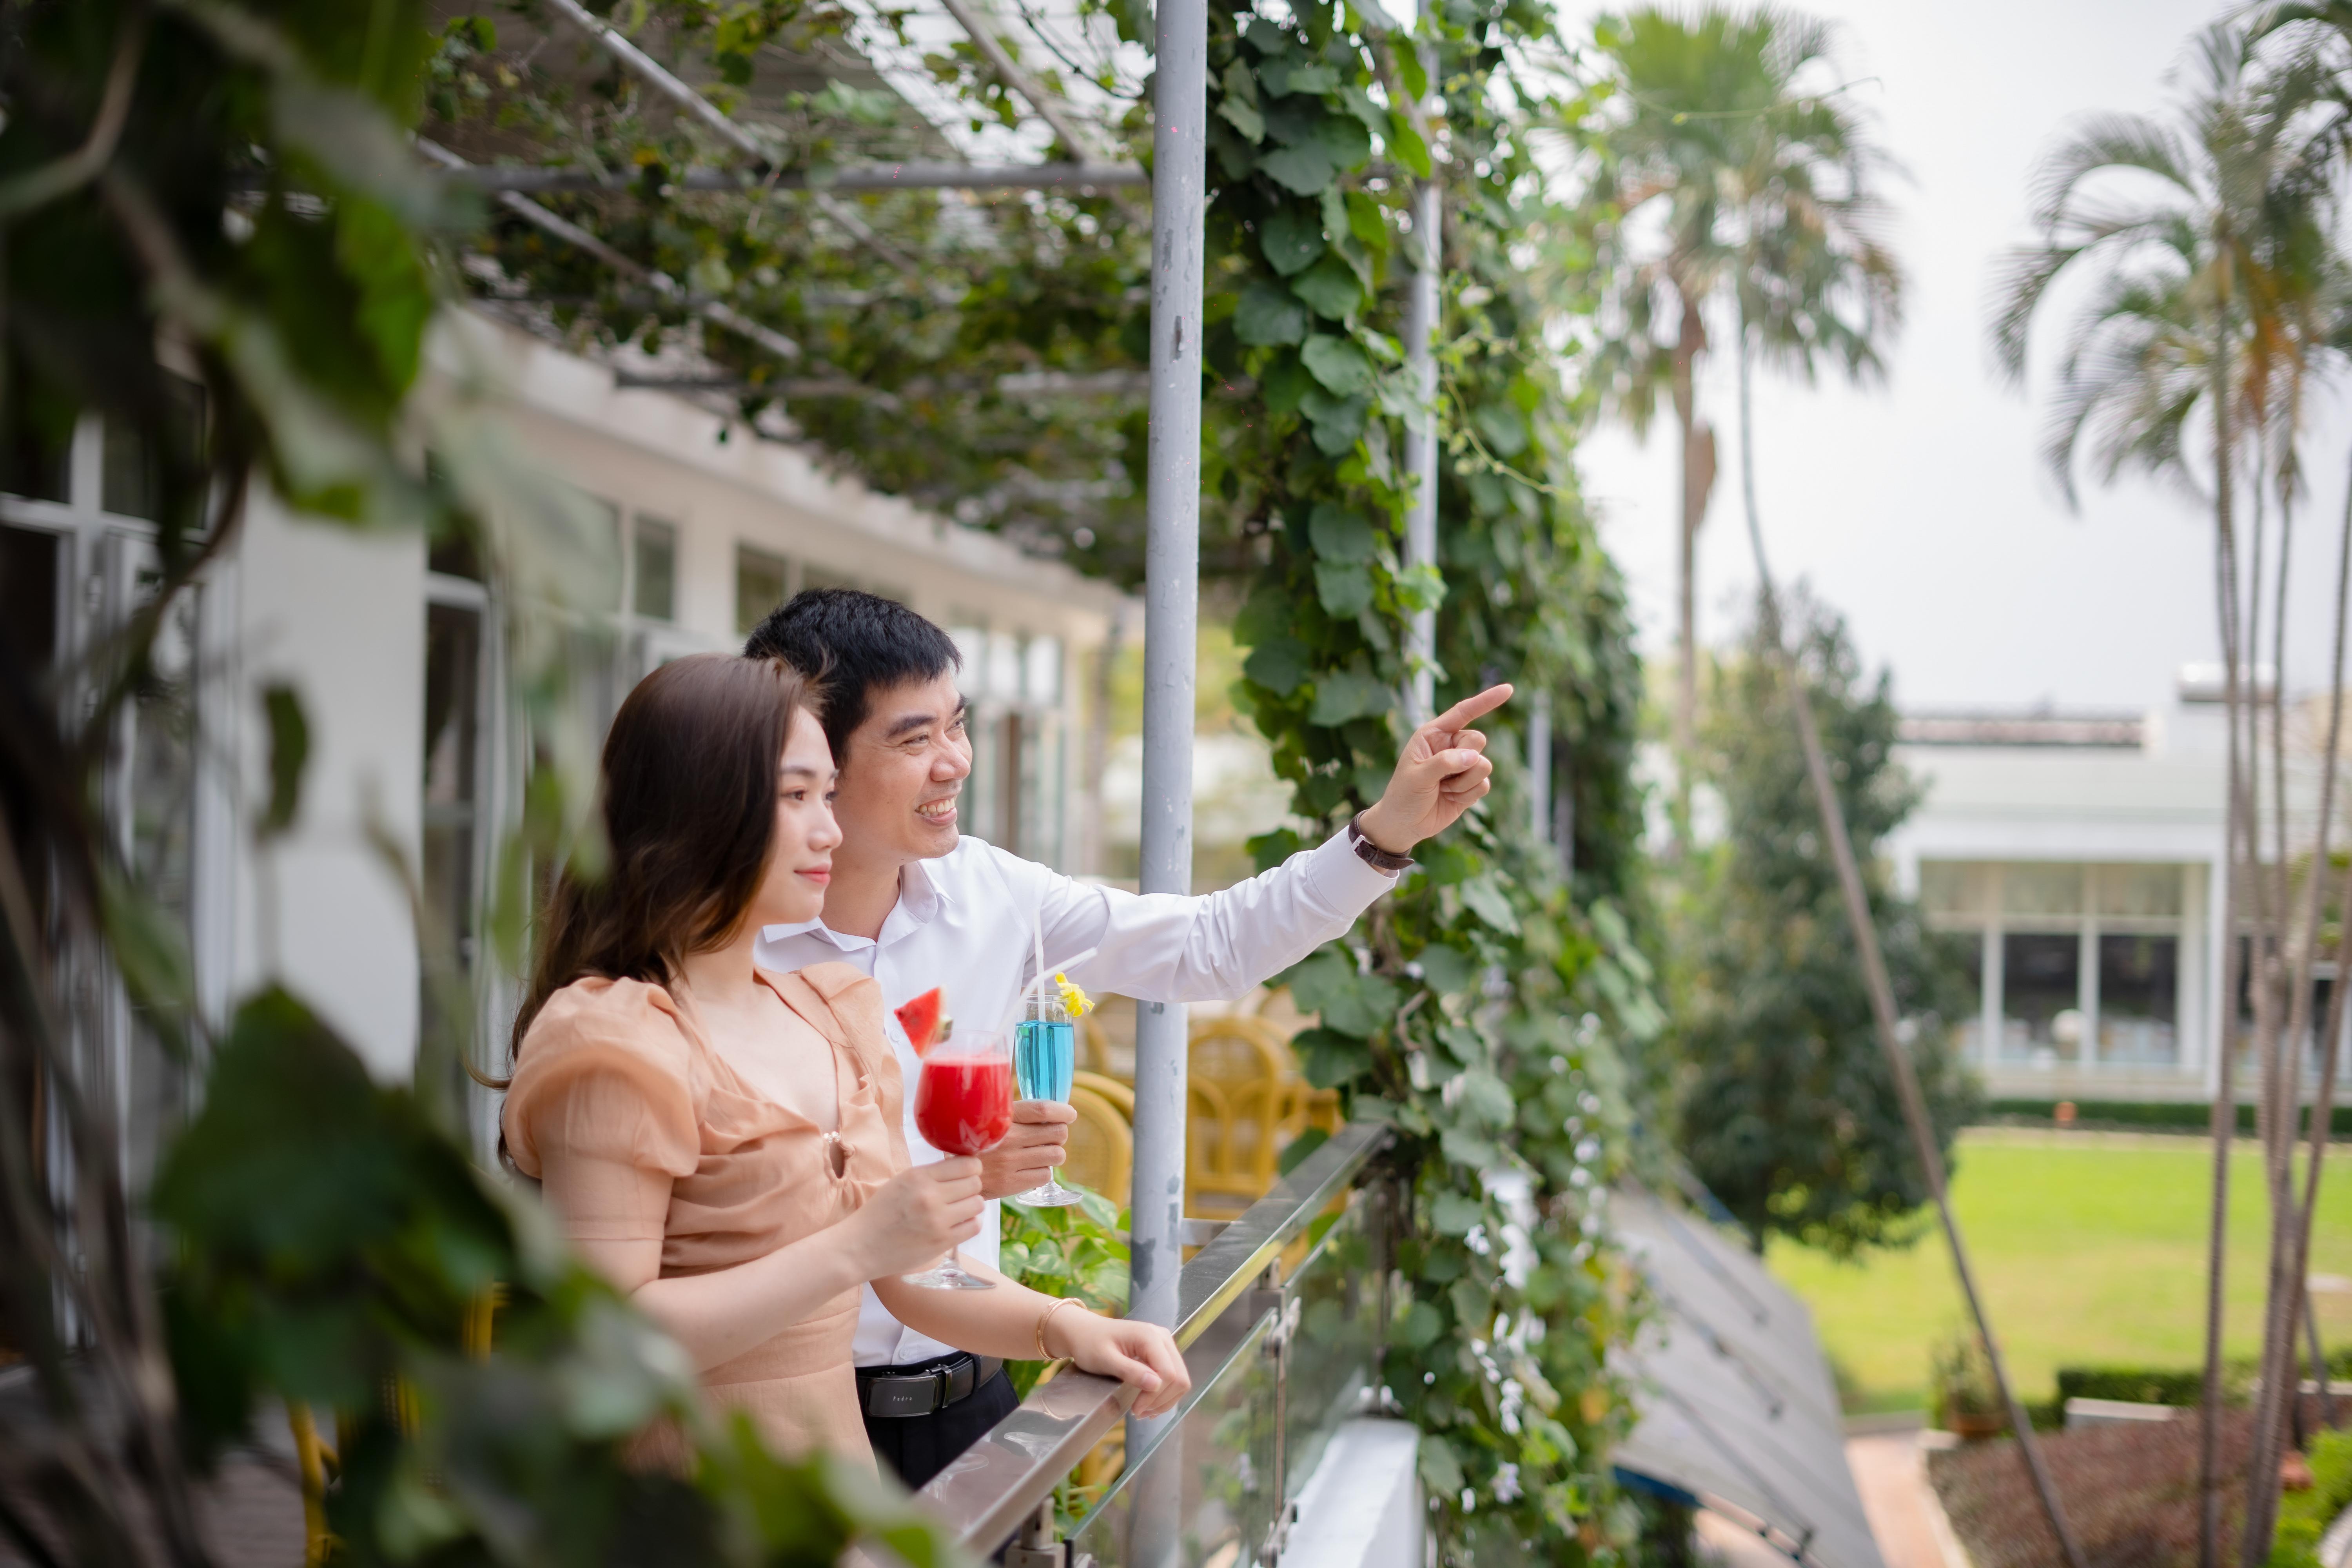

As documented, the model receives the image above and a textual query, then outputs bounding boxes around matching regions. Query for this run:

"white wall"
[229,494,427,1080]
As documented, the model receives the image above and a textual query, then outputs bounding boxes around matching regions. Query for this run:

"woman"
[501,655,1187,1467]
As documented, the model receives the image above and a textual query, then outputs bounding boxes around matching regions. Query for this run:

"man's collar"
[760,850,956,950]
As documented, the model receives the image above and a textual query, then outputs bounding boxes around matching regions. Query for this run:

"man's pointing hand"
[1354,683,1514,856]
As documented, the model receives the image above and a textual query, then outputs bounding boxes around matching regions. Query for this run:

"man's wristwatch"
[1348,814,1416,874]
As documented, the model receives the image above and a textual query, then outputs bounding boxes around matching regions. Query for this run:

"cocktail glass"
[1013,991,1082,1207]
[904,1028,1012,1290]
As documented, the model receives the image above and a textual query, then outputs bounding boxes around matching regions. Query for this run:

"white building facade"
[1886,682,2337,1107]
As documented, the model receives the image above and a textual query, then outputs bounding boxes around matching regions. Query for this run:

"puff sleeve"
[503,979,702,1253]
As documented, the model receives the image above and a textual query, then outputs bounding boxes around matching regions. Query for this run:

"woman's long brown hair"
[508,653,823,1060]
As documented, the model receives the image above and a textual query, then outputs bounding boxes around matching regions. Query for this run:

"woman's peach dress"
[503,960,906,1465]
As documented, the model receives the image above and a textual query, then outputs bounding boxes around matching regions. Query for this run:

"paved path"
[1845,1431,1955,1568]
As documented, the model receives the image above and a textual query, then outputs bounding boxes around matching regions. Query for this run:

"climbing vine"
[1197,4,1657,1561]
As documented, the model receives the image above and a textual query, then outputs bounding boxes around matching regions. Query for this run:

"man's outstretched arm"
[1046,685,1514,1003]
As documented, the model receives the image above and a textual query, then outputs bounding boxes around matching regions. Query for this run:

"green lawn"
[1765,1127,2352,1412]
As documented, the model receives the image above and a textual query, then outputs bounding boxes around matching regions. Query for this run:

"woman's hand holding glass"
[838,1158,985,1280]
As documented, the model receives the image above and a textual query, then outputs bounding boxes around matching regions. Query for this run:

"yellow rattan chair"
[1065,1071,1135,1209]
[1185,1014,1295,1215]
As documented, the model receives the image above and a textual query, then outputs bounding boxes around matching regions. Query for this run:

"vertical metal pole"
[1401,177,1441,728]
[1527,686,1551,847]
[1127,0,1206,1528]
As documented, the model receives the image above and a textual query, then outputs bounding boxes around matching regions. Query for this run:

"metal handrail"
[914,1120,1392,1556]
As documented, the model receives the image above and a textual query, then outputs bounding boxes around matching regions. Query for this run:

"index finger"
[1428,683,1513,735]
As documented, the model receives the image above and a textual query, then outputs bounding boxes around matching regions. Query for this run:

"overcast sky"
[1561,0,2352,715]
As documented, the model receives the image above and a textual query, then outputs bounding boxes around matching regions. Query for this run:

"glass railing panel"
[1279,1195,1379,1517]
[1068,1298,1281,1568]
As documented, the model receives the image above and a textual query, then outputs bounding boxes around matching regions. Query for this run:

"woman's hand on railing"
[843,1157,985,1278]
[1048,1310,1191,1419]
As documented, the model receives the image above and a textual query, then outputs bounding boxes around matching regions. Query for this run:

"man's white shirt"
[753,827,1398,1368]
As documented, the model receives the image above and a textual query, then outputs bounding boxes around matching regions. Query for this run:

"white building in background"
[0,310,1126,1149]
[1886,671,2344,1108]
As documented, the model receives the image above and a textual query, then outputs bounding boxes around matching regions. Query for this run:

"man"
[747,589,1507,1489]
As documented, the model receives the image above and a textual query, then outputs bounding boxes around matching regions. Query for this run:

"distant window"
[422,599,485,1050]
[737,545,791,637]
[2002,932,2083,1063]
[2002,863,2084,917]
[2098,933,2178,1063]
[2095,863,2183,919]
[633,516,677,622]
[0,525,60,675]
[100,375,206,524]
[3,381,73,504]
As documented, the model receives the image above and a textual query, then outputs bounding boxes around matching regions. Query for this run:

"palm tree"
[1993,24,2347,1565]
[1584,3,1901,848]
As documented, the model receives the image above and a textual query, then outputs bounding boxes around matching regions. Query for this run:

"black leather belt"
[857,1353,1005,1419]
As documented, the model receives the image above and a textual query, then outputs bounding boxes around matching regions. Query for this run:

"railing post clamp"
[1005,1497,1094,1568]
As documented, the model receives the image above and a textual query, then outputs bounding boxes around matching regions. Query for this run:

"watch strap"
[1347,815,1415,874]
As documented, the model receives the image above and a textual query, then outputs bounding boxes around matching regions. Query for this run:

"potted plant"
[1933,1331,2008,1441]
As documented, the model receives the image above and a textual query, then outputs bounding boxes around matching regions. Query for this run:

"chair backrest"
[1065,1072,1134,1209]
[1186,1015,1298,1213]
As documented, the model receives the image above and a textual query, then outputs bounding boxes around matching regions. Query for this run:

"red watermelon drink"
[902,1029,1011,1290]
[914,1049,1013,1155]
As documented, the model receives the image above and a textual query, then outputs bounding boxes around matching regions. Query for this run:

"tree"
[1583,4,1901,849]
[1670,598,1975,1256]
[1993,24,2352,1562]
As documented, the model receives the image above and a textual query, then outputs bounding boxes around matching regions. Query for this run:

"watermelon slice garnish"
[894,987,946,1055]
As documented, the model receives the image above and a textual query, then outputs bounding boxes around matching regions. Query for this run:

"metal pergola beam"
[416,137,802,364]
[435,162,1147,194]
[931,0,1107,164]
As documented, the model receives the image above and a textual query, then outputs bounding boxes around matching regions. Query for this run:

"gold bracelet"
[1036,1297,1084,1359]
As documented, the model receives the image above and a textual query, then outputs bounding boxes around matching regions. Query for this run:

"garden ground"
[1767,1127,2352,1412]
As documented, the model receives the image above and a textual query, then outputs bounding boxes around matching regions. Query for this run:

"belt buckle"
[933,1367,954,1409]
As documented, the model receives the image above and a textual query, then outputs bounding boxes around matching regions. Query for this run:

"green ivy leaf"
[1260,208,1327,276]
[1388,110,1433,178]
[1295,1026,1373,1088]
[1420,1436,1468,1501]
[1219,94,1266,143]
[1301,388,1370,454]
[1460,872,1523,935]
[1243,634,1313,693]
[1236,280,1311,345]
[1418,942,1475,995]
[1313,560,1376,619]
[1262,59,1340,96]
[1307,503,1377,562]
[1394,560,1446,613]
[1399,1299,1445,1350]
[1292,255,1364,320]
[1474,400,1531,458]
[1431,1190,1485,1236]
[1300,334,1375,396]
[1395,38,1429,103]
[1259,141,1342,195]
[1344,190,1391,255]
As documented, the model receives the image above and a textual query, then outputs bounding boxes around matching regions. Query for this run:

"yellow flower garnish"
[1054,972,1094,1018]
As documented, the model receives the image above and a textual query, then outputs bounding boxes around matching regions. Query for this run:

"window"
[1,405,215,1214]
[737,545,791,637]
[2098,933,2178,1063]
[947,619,1066,863]
[632,516,677,622]
[2002,933,2083,1063]
[1922,860,2194,1072]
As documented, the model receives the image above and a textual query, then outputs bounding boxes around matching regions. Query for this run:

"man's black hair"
[744,588,963,757]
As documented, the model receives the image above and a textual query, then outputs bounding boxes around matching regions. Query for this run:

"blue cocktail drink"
[1013,989,1083,1207]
